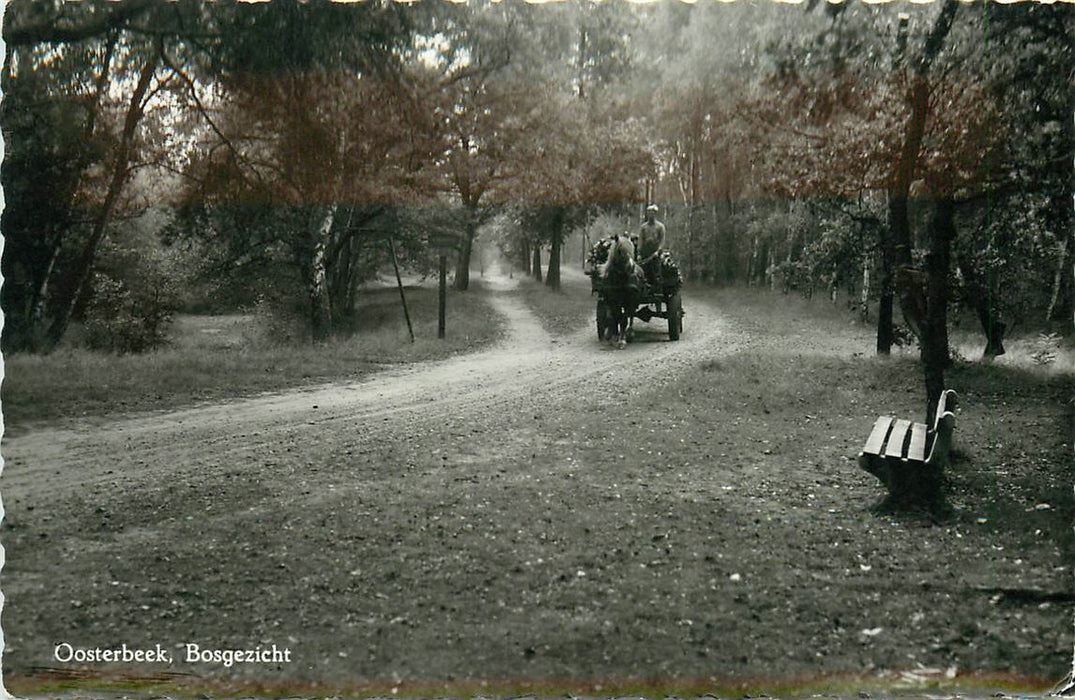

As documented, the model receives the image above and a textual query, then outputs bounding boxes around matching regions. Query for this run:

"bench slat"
[884,419,912,459]
[906,422,928,462]
[863,416,893,456]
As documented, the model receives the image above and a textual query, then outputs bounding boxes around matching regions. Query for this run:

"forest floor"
[2,268,1073,699]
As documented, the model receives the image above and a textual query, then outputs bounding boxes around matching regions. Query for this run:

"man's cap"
[646,204,659,212]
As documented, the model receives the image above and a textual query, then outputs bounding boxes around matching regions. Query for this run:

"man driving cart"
[635,204,666,287]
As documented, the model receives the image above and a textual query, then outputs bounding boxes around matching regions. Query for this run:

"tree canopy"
[3,0,1070,351]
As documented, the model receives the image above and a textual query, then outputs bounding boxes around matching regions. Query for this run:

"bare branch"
[162,50,269,194]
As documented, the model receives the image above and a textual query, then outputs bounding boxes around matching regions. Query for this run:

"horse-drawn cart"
[586,236,684,343]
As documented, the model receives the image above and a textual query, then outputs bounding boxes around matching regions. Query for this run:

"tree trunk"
[887,0,960,346]
[310,204,337,343]
[957,254,1006,359]
[46,45,160,349]
[546,212,562,291]
[686,146,701,281]
[1046,237,1069,323]
[767,246,775,291]
[532,244,543,282]
[889,198,924,341]
[923,198,955,427]
[783,224,795,294]
[520,237,531,275]
[977,303,1007,360]
[28,244,61,348]
[858,259,869,318]
[686,202,696,282]
[876,224,895,352]
[328,232,351,322]
[714,200,730,284]
[577,25,587,100]
[346,240,361,315]
[748,236,758,287]
[546,238,561,290]
[454,210,477,291]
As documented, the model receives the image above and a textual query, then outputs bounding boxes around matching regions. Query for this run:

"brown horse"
[598,234,645,348]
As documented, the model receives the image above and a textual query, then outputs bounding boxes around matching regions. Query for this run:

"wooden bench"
[858,389,957,508]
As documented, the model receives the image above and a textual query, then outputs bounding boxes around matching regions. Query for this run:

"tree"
[641,1,781,283]
[170,0,431,341]
[962,2,1075,339]
[407,0,521,291]
[1,0,199,351]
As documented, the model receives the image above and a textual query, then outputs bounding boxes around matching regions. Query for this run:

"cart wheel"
[667,293,683,341]
[596,299,610,341]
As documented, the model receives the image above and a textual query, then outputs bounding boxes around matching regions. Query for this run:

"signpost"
[428,232,461,339]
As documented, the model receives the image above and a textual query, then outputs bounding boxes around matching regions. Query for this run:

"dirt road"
[2,276,736,504]
[1,276,751,688]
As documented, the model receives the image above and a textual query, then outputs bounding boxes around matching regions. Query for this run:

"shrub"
[1031,331,1061,366]
[891,322,916,348]
[82,272,176,353]
[247,294,310,347]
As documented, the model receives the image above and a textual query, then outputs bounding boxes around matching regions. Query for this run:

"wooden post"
[388,235,415,343]
[438,254,447,339]
[861,259,871,323]
[429,232,460,339]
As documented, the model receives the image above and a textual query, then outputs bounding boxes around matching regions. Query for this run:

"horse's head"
[611,234,635,263]
[599,234,636,279]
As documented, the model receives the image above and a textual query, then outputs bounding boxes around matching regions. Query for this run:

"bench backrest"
[933,389,957,430]
[926,389,958,466]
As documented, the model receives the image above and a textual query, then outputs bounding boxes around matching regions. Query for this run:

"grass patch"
[514,270,595,337]
[682,346,1071,535]
[700,284,870,329]
[2,283,505,428]
[704,284,1075,373]
[587,296,1073,678]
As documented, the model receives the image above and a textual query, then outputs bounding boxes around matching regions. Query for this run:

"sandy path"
[1,275,738,504]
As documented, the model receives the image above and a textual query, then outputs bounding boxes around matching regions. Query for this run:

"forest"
[3,2,1075,691]
[2,0,1072,366]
